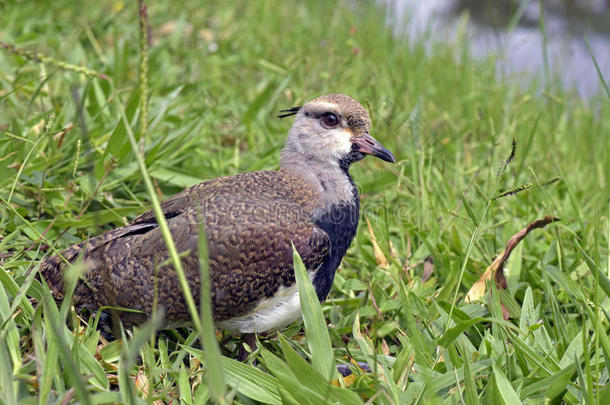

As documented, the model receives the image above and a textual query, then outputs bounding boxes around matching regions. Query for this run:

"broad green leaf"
[279,335,327,389]
[0,264,34,320]
[103,88,140,163]
[43,292,93,405]
[178,365,193,405]
[259,347,317,405]
[438,317,488,348]
[278,335,363,404]
[520,363,575,400]
[100,340,122,363]
[461,343,480,405]
[65,331,109,390]
[89,392,123,404]
[558,331,583,368]
[492,364,521,404]
[292,246,337,381]
[519,287,536,334]
[193,381,210,404]
[575,240,610,299]
[0,284,21,371]
[0,329,17,404]
[183,346,281,404]
[461,194,479,226]
[118,311,164,405]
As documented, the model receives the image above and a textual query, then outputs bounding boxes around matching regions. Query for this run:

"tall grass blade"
[0,287,18,404]
[292,245,337,381]
[584,34,610,99]
[111,80,204,337]
[43,291,92,405]
[197,223,226,402]
[118,310,164,404]
[461,342,480,405]
[492,364,521,404]
[575,240,610,299]
[182,345,282,403]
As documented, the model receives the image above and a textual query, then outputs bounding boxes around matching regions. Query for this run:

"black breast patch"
[312,182,360,301]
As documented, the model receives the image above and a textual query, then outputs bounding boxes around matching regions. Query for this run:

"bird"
[40,93,395,336]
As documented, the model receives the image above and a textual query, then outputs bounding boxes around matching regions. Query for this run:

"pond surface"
[386,0,610,98]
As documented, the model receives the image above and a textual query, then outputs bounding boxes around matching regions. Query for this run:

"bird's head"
[279,94,395,171]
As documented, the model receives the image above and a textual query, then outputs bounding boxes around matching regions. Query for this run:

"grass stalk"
[138,0,150,153]
[0,41,107,79]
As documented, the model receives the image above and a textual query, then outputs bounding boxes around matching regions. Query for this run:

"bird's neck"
[281,155,360,302]
[280,153,358,208]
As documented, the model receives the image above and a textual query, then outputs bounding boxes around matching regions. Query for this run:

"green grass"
[1,0,609,403]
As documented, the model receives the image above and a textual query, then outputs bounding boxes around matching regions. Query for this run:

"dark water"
[385,0,610,99]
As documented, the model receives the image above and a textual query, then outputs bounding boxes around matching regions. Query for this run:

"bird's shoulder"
[132,170,322,224]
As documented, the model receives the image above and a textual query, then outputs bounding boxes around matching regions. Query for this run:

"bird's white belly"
[216,283,304,333]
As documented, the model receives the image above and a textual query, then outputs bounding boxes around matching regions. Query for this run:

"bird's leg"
[96,311,117,341]
[337,361,371,377]
[236,333,257,362]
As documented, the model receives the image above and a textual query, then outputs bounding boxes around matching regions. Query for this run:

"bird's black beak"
[352,133,396,163]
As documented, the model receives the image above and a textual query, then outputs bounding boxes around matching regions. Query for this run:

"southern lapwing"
[40,93,395,336]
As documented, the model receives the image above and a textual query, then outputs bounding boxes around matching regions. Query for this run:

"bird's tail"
[38,240,90,300]
[38,221,157,301]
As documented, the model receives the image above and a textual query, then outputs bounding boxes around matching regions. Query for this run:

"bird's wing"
[39,221,157,301]
[80,180,329,324]
[202,196,331,320]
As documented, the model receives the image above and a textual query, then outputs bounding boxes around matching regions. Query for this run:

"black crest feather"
[277,106,301,118]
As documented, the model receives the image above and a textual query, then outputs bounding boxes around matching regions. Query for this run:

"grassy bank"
[1,0,609,403]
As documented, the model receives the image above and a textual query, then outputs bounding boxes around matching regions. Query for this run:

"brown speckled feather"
[41,171,329,326]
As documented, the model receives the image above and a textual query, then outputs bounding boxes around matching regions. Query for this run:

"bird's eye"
[320,113,340,128]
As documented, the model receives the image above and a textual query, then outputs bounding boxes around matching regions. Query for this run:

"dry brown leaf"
[464,254,503,303]
[365,216,389,268]
[381,339,390,356]
[31,118,45,135]
[156,21,193,37]
[501,302,511,321]
[465,215,559,303]
[53,123,73,148]
[60,387,75,405]
[134,370,164,405]
[389,240,399,259]
[421,256,435,282]
[198,28,215,42]
[331,373,356,387]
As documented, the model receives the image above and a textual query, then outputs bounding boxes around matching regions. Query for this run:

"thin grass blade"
[292,245,337,381]
[197,223,226,402]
